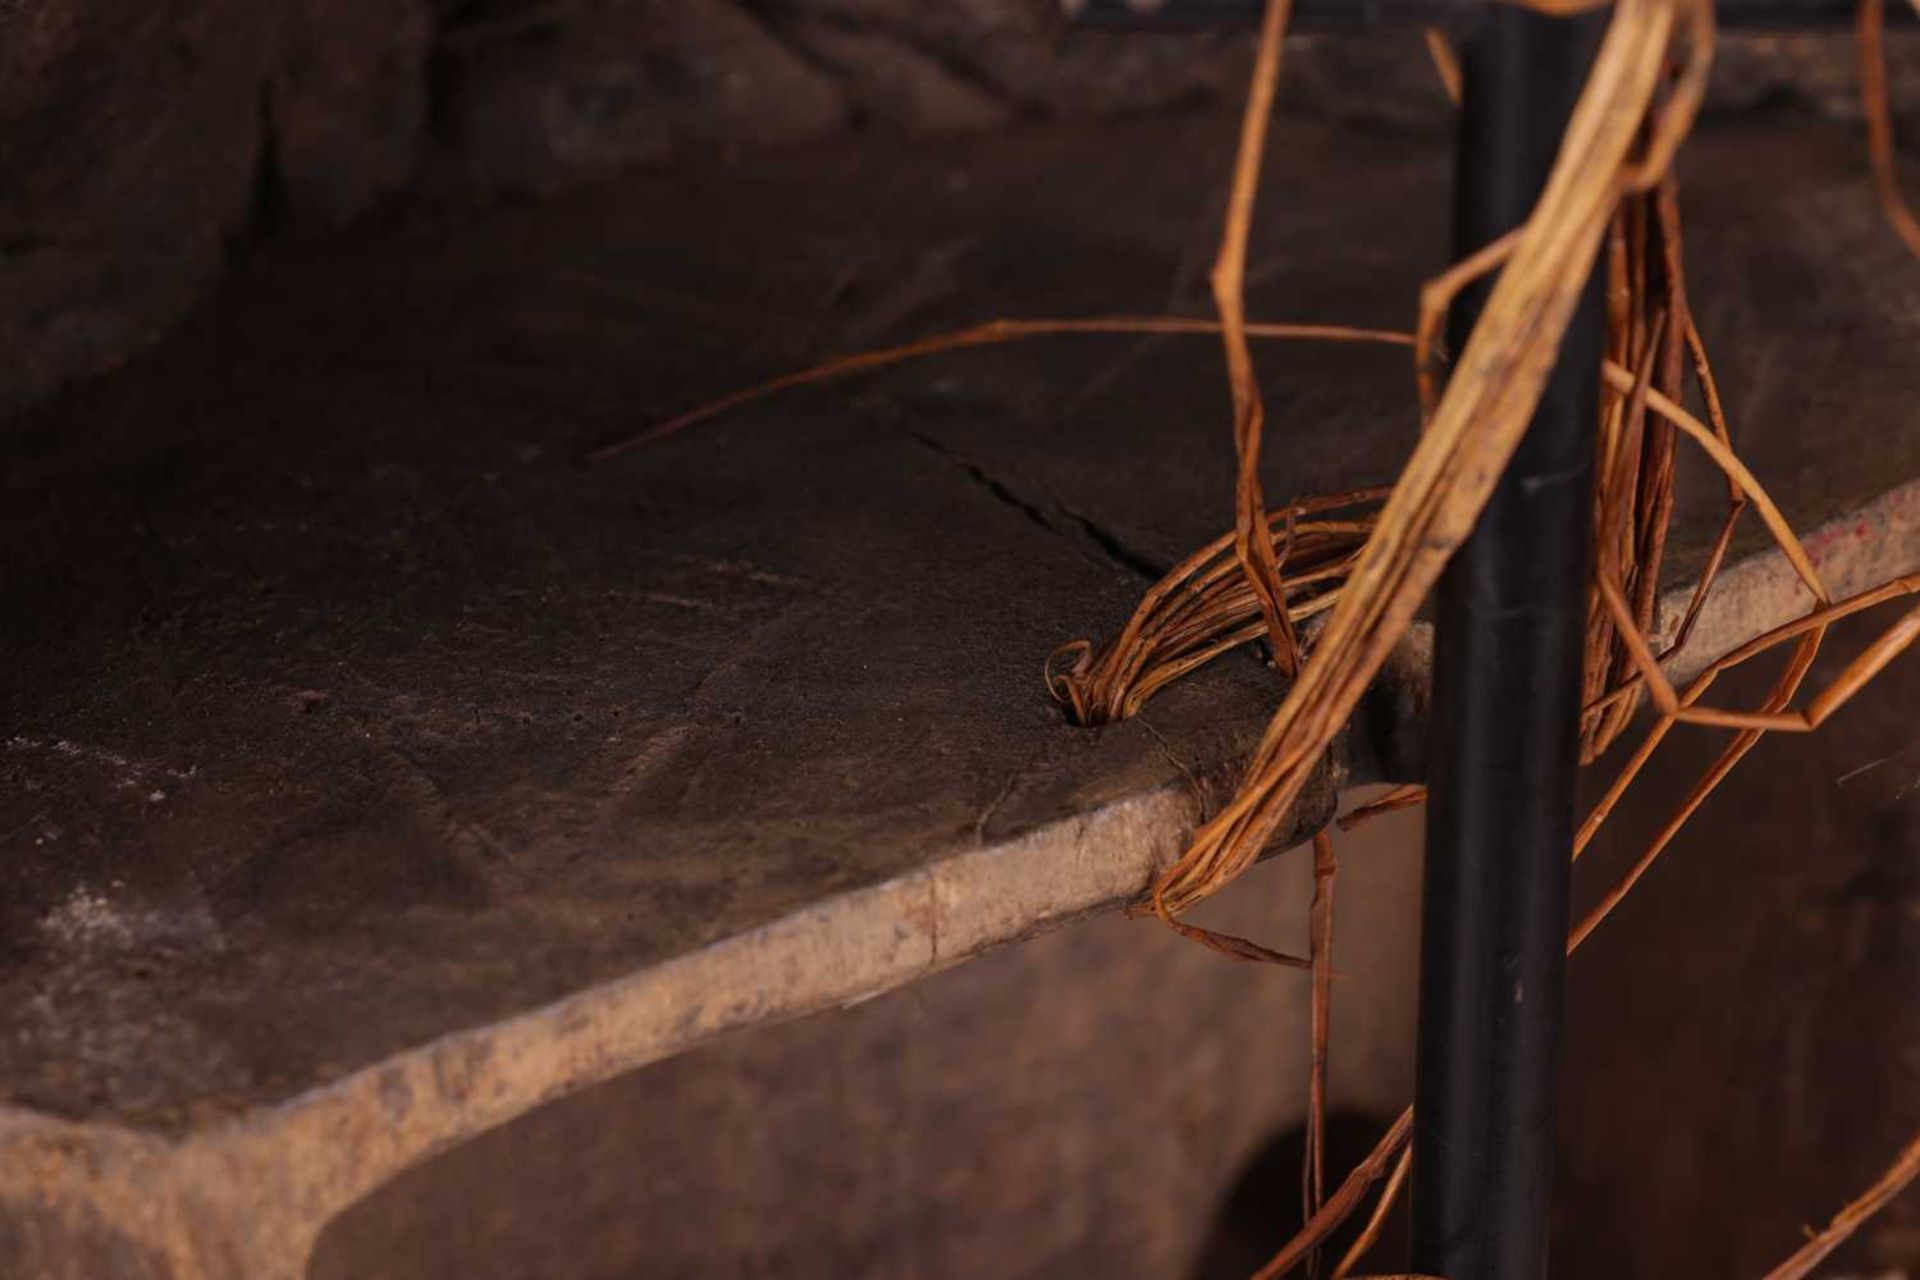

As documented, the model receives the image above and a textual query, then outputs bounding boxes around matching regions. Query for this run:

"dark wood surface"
[3,108,1916,1132]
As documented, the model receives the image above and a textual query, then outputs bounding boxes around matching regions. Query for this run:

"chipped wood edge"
[1661,479,1920,684]
[3,477,1917,1279]
[0,759,1339,1279]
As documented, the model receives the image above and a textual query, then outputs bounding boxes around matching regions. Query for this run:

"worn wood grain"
[0,108,1915,1278]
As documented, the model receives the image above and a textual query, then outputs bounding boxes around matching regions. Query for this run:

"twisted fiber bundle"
[1146,2,1920,1274]
[591,0,1920,1270]
[1147,0,1703,924]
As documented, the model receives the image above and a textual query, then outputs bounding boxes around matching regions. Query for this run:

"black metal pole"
[1409,6,1605,1279]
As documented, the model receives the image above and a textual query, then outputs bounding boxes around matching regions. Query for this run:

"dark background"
[4,0,1917,419]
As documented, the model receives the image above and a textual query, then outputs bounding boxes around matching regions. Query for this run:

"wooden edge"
[3,477,1917,1280]
[0,764,1340,1279]
[1661,479,1920,685]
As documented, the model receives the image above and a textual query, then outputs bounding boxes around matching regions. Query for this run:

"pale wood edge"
[4,476,1917,1279]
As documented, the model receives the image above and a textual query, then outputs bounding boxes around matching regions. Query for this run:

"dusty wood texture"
[311,815,1426,1280]
[1,110,1917,1277]
[310,656,1919,1280]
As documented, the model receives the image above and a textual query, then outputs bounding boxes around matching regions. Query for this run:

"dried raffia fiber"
[1303,829,1337,1276]
[1215,0,1309,681]
[1152,0,1713,926]
[590,0,1920,1270]
[1045,488,1389,727]
[1760,1132,1920,1280]
[1199,3,1920,1272]
[1261,573,1920,1277]
[1863,0,1920,257]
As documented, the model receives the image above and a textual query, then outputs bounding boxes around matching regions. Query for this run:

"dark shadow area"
[1190,1111,1409,1280]
[1557,602,1920,1278]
